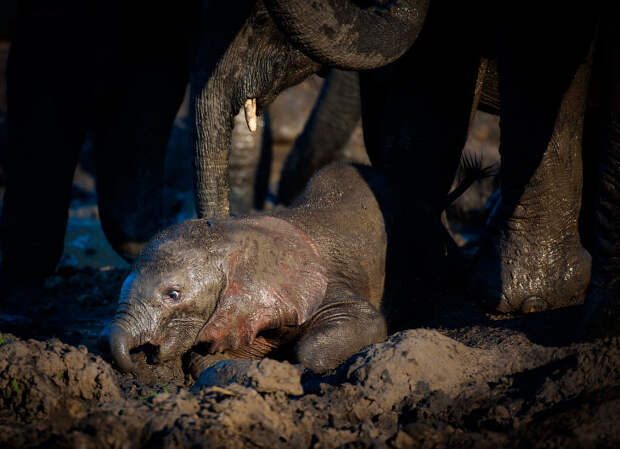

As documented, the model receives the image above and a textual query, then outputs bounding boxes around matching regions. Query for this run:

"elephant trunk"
[264,0,429,71]
[192,63,236,218]
[191,3,320,218]
[108,299,156,373]
[108,321,139,373]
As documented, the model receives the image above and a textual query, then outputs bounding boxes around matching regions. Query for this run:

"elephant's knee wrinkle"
[296,336,338,374]
[340,300,388,340]
[296,302,387,373]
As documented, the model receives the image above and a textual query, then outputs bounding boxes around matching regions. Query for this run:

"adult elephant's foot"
[471,198,592,314]
[471,38,594,314]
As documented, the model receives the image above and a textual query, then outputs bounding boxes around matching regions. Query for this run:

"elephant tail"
[441,153,498,210]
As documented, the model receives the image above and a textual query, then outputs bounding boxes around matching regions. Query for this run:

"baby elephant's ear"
[197,216,328,353]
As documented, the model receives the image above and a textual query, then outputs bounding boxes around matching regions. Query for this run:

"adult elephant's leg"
[472,7,597,313]
[94,1,196,260]
[278,69,363,205]
[360,1,481,280]
[0,1,94,290]
[582,9,620,331]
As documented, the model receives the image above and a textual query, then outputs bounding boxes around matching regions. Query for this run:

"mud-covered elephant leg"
[0,1,95,291]
[296,293,387,374]
[471,7,597,313]
[582,9,620,332]
[278,69,363,205]
[94,1,198,260]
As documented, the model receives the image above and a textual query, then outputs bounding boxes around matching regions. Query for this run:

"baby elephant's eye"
[166,290,180,301]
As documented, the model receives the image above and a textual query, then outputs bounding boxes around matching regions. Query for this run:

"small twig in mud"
[139,391,158,401]
[11,377,22,403]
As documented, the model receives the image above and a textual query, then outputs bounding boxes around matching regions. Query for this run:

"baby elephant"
[108,163,393,373]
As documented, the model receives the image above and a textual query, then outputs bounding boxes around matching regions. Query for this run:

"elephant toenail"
[520,296,548,314]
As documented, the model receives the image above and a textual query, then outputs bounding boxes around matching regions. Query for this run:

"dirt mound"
[0,333,121,447]
[0,334,121,422]
[398,336,620,448]
[2,328,617,449]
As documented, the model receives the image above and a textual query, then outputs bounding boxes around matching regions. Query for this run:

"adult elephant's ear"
[264,0,429,70]
[196,216,328,353]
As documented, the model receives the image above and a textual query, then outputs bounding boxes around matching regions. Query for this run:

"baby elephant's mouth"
[133,343,160,365]
[151,319,209,363]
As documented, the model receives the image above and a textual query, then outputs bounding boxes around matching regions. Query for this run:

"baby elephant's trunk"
[108,322,138,373]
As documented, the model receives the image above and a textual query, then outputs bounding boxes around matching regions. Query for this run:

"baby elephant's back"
[276,163,392,307]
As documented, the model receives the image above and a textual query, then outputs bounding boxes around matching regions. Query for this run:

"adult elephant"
[191,1,618,326]
[190,0,425,217]
[0,0,200,296]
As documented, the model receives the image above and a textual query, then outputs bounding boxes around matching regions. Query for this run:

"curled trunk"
[264,0,429,70]
[191,2,320,217]
[108,322,139,373]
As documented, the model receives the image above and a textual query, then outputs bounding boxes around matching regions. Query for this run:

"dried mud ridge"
[1,268,620,448]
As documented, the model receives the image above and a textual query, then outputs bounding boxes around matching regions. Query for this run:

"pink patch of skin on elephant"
[195,216,328,354]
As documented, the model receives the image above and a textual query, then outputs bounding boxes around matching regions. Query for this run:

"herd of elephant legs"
[1,1,197,282]
[0,1,618,334]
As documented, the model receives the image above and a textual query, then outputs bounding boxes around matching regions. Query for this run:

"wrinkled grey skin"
[350,3,597,315]
[191,0,428,218]
[470,52,593,314]
[110,163,393,374]
[466,11,620,321]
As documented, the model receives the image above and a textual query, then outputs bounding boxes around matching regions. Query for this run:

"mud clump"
[0,334,121,421]
[0,333,121,447]
[128,349,186,386]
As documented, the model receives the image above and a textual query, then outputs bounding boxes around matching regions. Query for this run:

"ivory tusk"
[244,98,257,133]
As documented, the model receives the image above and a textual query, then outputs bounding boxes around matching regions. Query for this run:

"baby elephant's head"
[107,216,327,373]
[107,219,225,372]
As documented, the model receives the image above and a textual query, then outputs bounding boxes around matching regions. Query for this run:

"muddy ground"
[1,271,619,449]
[1,75,619,448]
